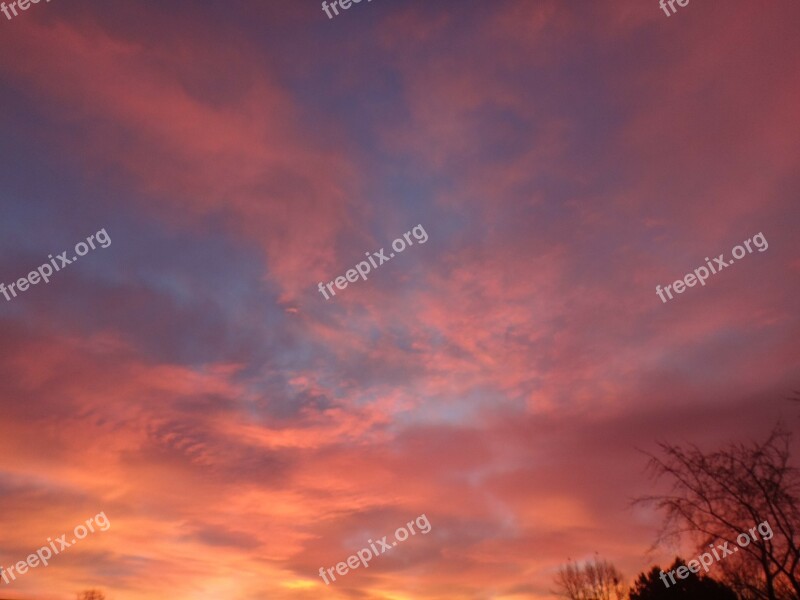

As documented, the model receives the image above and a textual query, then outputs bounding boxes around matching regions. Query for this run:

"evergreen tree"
[629,559,738,600]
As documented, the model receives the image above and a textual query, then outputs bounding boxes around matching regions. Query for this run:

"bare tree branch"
[636,424,800,600]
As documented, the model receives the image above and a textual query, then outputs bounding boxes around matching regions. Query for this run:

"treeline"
[554,418,800,600]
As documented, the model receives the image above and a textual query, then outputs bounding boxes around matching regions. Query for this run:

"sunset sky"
[1,0,799,598]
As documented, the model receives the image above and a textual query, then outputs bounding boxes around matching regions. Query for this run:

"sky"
[0,0,799,598]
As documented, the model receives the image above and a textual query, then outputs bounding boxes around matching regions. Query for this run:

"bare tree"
[554,556,627,600]
[77,591,106,600]
[637,424,800,600]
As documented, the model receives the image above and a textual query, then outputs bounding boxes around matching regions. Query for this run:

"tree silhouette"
[637,425,800,600]
[629,558,738,600]
[554,556,627,600]
[77,590,106,600]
